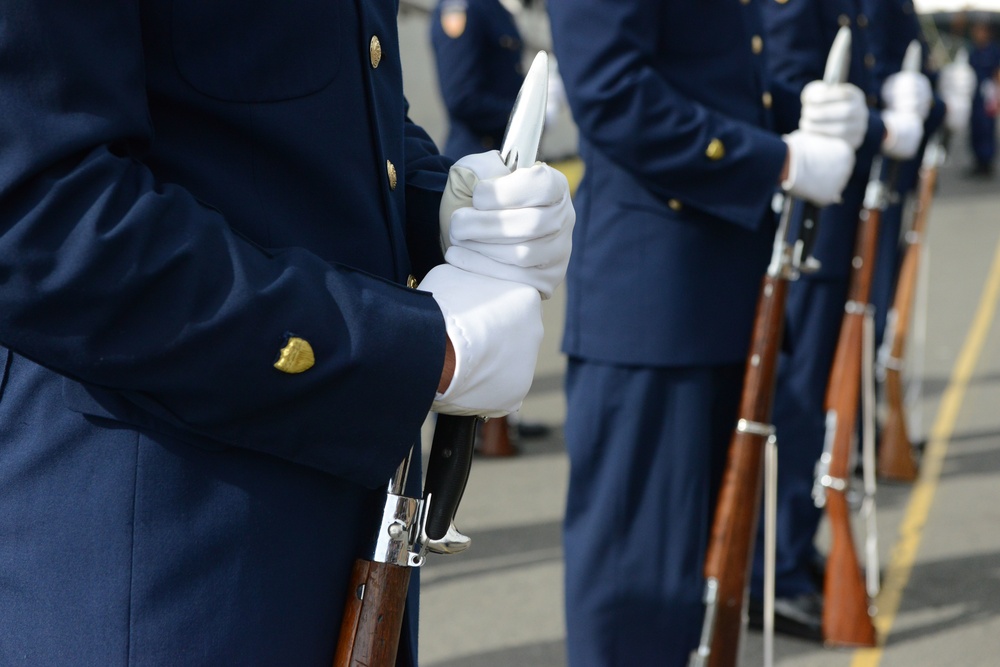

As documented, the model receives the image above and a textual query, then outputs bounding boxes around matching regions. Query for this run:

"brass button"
[762,91,773,109]
[370,36,382,68]
[774,0,788,4]
[865,53,876,69]
[668,199,683,211]
[751,35,763,55]
[838,14,851,27]
[407,274,418,289]
[857,13,869,28]
[274,336,315,374]
[386,160,398,190]
[741,0,751,5]
[705,138,726,161]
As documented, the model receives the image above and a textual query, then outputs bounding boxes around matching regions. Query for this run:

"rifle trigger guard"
[736,419,776,438]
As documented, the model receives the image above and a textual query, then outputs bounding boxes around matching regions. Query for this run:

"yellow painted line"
[851,231,1000,666]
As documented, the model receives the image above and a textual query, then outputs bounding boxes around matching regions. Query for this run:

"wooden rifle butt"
[877,364,918,482]
[822,491,877,647]
[700,274,786,667]
[333,559,411,667]
[704,430,767,667]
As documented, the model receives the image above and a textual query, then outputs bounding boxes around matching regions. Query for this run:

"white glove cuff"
[881,109,924,160]
[420,264,543,418]
[782,130,856,206]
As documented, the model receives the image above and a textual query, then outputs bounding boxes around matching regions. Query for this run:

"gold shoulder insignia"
[442,9,467,38]
[274,335,315,374]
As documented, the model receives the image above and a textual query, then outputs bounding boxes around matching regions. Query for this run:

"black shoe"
[748,592,823,642]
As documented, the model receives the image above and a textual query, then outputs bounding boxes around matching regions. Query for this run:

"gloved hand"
[420,264,543,418]
[881,108,924,160]
[782,130,856,206]
[799,80,870,150]
[439,151,575,300]
[939,57,977,132]
[882,70,933,120]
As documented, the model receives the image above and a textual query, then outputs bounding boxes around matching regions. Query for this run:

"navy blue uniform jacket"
[0,2,451,665]
[549,0,794,367]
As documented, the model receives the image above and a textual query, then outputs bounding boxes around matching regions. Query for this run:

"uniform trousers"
[750,277,849,600]
[563,358,743,667]
[971,97,997,170]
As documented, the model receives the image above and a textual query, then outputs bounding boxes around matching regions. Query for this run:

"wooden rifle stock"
[877,145,940,482]
[701,273,788,667]
[334,560,411,667]
[819,193,880,648]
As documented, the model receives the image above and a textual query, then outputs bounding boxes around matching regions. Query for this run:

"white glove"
[439,151,575,300]
[940,52,977,132]
[882,70,933,120]
[420,264,543,418]
[881,109,924,160]
[782,130,856,206]
[799,80,870,150]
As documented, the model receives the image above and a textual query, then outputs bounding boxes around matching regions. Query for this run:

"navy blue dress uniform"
[864,0,945,350]
[547,1,797,663]
[749,0,888,623]
[430,0,524,160]
[968,22,1000,175]
[0,3,454,665]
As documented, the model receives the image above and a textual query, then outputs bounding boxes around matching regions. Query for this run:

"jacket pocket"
[171,0,343,102]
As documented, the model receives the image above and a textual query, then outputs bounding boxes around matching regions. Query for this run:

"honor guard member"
[0,2,574,664]
[967,17,1000,176]
[431,0,524,160]
[866,0,946,351]
[749,0,932,639]
[546,0,859,663]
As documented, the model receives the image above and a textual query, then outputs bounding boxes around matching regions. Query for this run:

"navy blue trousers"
[750,277,848,599]
[563,359,743,667]
[971,100,997,168]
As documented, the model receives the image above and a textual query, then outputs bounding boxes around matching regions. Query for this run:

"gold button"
[705,138,726,161]
[386,160,397,190]
[668,199,683,211]
[741,0,751,5]
[751,35,763,55]
[857,14,868,28]
[762,91,773,109]
[370,36,382,68]
[774,0,789,4]
[274,336,315,374]
[407,275,418,289]
[838,14,851,27]
[865,53,876,69]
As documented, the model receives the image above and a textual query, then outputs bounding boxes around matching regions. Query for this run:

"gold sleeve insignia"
[274,336,315,374]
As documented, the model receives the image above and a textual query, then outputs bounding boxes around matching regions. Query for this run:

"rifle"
[333,52,550,667]
[813,40,926,646]
[689,29,852,667]
[812,156,886,648]
[876,134,944,482]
